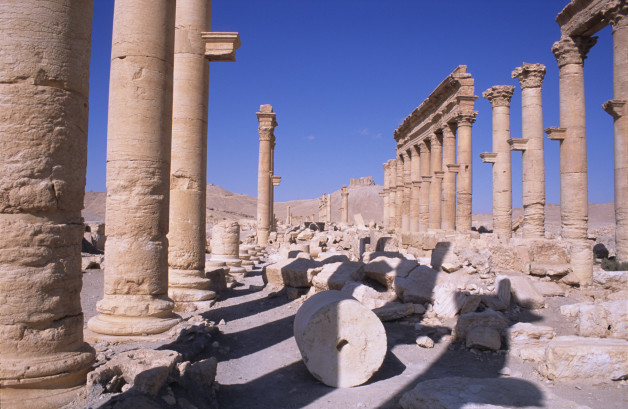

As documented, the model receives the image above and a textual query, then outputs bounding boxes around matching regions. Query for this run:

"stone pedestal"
[341,185,349,224]
[0,2,95,406]
[88,0,180,336]
[410,146,421,232]
[482,85,515,240]
[256,105,277,244]
[429,132,443,229]
[419,141,431,232]
[441,124,457,231]
[512,63,546,239]
[456,113,476,232]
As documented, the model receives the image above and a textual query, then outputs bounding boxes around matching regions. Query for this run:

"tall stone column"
[603,3,628,262]
[410,146,421,232]
[402,152,411,233]
[341,185,349,224]
[382,162,390,230]
[396,154,404,231]
[419,141,431,232]
[256,104,277,245]
[0,1,95,406]
[455,113,476,231]
[388,159,397,230]
[287,205,292,225]
[429,132,443,229]
[482,85,514,239]
[441,123,457,230]
[88,0,179,336]
[326,192,332,223]
[512,63,546,239]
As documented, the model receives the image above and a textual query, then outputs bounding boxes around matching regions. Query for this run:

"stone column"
[396,154,404,231]
[0,1,95,405]
[429,132,443,229]
[168,0,213,312]
[327,193,332,223]
[482,85,514,239]
[410,146,421,232]
[603,3,628,262]
[341,185,349,224]
[455,113,476,231]
[419,141,431,232]
[269,140,276,231]
[209,220,244,274]
[402,152,411,233]
[441,123,457,230]
[256,104,277,245]
[388,159,397,231]
[88,0,179,336]
[286,205,292,225]
[382,162,390,230]
[512,63,546,239]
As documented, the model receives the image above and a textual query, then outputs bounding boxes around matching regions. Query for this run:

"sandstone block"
[393,265,438,304]
[364,256,418,288]
[593,269,628,290]
[293,290,387,388]
[532,281,565,297]
[372,302,414,321]
[498,273,545,309]
[361,251,404,264]
[530,262,570,277]
[264,258,321,287]
[455,309,510,340]
[341,281,396,310]
[311,261,365,292]
[466,327,501,350]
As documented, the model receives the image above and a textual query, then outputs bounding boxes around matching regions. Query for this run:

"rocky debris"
[415,335,434,348]
[364,256,419,288]
[532,280,565,297]
[561,300,628,339]
[530,262,571,278]
[498,272,545,309]
[393,265,439,304]
[466,327,501,350]
[399,376,591,409]
[82,253,105,271]
[372,302,414,321]
[341,281,396,310]
[311,261,365,292]
[361,251,405,264]
[454,309,510,341]
[264,258,321,287]
[593,268,628,291]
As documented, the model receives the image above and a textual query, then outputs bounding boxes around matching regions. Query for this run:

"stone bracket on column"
[447,164,460,173]
[434,170,445,179]
[479,152,497,163]
[421,175,433,182]
[272,175,282,186]
[202,32,241,62]
[508,138,529,151]
[603,99,626,119]
[545,127,567,141]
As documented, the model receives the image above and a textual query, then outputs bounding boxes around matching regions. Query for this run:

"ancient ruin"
[256,104,278,245]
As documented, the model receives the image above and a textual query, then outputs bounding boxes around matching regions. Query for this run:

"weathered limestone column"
[419,141,431,232]
[396,154,404,231]
[341,185,349,224]
[286,205,292,225]
[88,0,179,336]
[209,220,244,274]
[482,85,514,239]
[441,123,457,230]
[429,132,443,229]
[410,146,421,232]
[256,104,277,245]
[512,63,546,239]
[603,3,628,262]
[401,152,411,233]
[388,159,397,230]
[0,1,95,405]
[382,162,390,230]
[326,192,332,223]
[455,113,476,231]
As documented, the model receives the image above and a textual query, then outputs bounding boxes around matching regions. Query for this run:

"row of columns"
[383,114,475,233]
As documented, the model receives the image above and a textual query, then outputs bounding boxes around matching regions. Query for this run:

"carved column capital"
[418,140,430,153]
[258,127,273,142]
[430,132,442,147]
[512,63,546,89]
[603,0,628,31]
[455,112,477,126]
[603,99,627,119]
[552,36,598,68]
[482,85,515,107]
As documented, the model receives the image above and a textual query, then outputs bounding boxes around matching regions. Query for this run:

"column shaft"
[402,153,411,233]
[429,133,443,229]
[456,114,475,231]
[88,0,179,336]
[341,186,349,224]
[0,1,95,405]
[419,142,431,232]
[168,0,213,309]
[256,105,276,245]
[396,156,404,231]
[410,147,421,232]
[441,124,457,230]
[388,159,397,230]
[382,163,390,230]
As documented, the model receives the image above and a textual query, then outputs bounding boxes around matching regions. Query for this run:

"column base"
[171,299,216,313]
[87,313,180,336]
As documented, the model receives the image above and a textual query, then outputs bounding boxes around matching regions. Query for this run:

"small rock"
[416,336,434,348]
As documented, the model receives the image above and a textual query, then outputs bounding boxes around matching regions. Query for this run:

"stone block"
[341,281,396,310]
[364,256,418,288]
[264,258,321,287]
[530,262,570,277]
[393,265,439,304]
[372,302,414,321]
[593,269,628,291]
[466,327,501,350]
[415,336,434,348]
[499,273,545,309]
[454,309,510,340]
[311,261,365,292]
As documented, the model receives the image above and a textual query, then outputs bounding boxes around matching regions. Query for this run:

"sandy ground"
[80,263,628,409]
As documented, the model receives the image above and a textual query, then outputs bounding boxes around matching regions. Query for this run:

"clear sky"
[87,0,615,214]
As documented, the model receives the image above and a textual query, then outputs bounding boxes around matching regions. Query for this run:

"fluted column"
[396,154,404,231]
[88,0,179,336]
[603,3,628,262]
[0,1,95,405]
[382,162,390,230]
[429,131,443,229]
[482,86,514,239]
[401,152,411,233]
[441,123,457,230]
[388,159,397,230]
[341,185,349,224]
[512,63,546,239]
[168,0,213,311]
[419,141,431,232]
[455,113,476,231]
[410,146,421,232]
[256,104,277,245]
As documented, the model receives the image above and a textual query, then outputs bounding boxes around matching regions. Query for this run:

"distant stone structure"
[341,185,350,224]
[349,176,375,187]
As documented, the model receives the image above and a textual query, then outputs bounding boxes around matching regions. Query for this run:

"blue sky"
[87,1,615,213]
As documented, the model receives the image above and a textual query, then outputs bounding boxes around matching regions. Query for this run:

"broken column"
[294,290,387,388]
[0,1,95,405]
[429,131,443,229]
[419,141,431,232]
[410,146,421,232]
[512,63,546,239]
[455,113,476,231]
[256,104,277,245]
[603,4,628,262]
[88,0,180,336]
[208,220,245,275]
[482,85,514,239]
[168,1,240,312]
[441,123,457,231]
[341,185,349,224]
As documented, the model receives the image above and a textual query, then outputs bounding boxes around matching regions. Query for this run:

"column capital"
[482,85,515,107]
[552,35,598,68]
[455,112,477,126]
[512,63,546,89]
[430,132,442,147]
[603,0,628,31]
[257,104,277,141]
[603,99,627,119]
[418,140,430,153]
